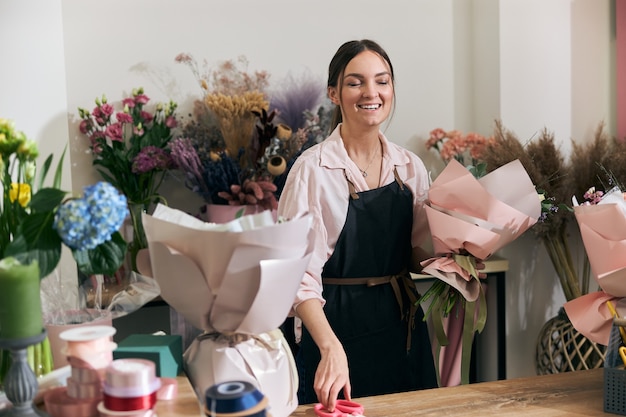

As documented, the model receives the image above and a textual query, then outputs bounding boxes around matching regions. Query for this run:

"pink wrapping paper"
[422,159,540,300]
[140,205,314,417]
[564,188,626,345]
[420,159,540,387]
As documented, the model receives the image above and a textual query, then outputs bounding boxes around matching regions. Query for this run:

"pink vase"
[204,204,277,224]
[44,309,113,370]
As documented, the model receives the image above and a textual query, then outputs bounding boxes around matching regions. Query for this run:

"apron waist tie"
[322,272,418,351]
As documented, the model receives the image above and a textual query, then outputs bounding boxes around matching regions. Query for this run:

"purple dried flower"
[269,72,325,131]
[170,138,204,181]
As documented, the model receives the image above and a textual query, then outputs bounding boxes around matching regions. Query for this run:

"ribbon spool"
[204,381,269,417]
[102,359,161,413]
[60,325,117,370]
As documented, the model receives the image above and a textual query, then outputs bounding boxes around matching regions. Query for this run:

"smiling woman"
[278,39,437,410]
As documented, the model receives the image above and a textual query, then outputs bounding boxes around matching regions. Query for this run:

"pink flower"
[92,106,110,126]
[134,94,149,105]
[426,127,491,166]
[79,119,92,135]
[116,112,133,124]
[140,111,152,124]
[100,103,115,117]
[105,123,124,142]
[122,98,136,108]
[165,116,177,129]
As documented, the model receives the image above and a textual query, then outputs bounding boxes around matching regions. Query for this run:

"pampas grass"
[480,120,626,301]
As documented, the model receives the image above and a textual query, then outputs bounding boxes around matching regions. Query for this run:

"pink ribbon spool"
[70,360,103,383]
[43,386,102,417]
[66,377,103,400]
[102,359,161,412]
[60,325,117,370]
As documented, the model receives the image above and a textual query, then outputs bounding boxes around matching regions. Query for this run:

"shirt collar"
[319,124,410,170]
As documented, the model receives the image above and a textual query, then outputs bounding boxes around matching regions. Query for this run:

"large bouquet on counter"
[420,122,541,385]
[564,181,626,345]
[138,204,314,417]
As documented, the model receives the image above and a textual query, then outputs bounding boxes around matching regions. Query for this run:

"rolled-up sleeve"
[277,153,331,314]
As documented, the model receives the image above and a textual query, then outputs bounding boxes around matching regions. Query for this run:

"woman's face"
[328,50,394,129]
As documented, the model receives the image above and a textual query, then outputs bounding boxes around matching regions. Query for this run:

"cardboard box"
[113,334,183,377]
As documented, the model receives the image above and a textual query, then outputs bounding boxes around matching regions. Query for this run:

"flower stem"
[542,232,582,301]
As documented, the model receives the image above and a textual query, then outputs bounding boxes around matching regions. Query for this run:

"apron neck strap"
[345,167,405,200]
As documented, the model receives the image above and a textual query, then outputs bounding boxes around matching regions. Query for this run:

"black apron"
[298,169,437,403]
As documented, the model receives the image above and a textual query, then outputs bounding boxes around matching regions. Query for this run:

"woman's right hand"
[296,299,352,412]
[314,340,351,412]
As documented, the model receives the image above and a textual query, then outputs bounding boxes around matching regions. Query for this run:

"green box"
[113,334,183,377]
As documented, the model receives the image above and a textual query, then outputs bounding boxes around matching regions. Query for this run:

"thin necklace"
[357,147,380,177]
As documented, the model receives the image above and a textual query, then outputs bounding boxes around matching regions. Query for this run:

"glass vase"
[127,202,149,272]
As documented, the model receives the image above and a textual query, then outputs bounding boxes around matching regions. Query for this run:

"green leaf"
[37,154,54,191]
[29,188,67,212]
[73,231,128,276]
[35,146,67,191]
[52,146,67,189]
[6,226,63,279]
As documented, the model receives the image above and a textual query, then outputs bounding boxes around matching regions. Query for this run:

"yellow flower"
[10,183,31,207]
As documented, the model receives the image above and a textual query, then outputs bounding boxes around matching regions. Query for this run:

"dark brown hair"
[327,39,396,131]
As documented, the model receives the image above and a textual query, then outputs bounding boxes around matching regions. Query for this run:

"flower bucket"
[204,204,277,224]
[44,309,113,370]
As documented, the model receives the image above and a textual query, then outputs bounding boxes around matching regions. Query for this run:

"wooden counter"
[152,368,612,416]
[155,375,204,416]
[292,368,610,417]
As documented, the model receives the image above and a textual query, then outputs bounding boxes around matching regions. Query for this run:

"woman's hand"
[315,340,351,411]
[296,299,351,411]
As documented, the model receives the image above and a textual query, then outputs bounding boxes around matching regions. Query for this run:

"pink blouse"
[277,125,431,314]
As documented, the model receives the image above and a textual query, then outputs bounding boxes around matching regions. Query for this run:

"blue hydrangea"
[53,181,128,250]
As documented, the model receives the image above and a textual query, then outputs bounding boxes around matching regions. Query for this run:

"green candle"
[0,257,42,339]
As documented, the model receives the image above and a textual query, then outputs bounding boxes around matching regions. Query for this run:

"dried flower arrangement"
[479,120,626,301]
[171,53,331,211]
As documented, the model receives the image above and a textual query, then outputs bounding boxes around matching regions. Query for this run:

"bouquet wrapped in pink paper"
[419,158,541,384]
[564,187,626,345]
[138,204,314,417]
[421,158,541,299]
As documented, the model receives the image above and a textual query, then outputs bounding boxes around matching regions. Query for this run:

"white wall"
[0,0,77,285]
[0,0,615,380]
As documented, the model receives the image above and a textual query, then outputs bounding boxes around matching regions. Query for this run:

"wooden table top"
[292,368,611,417]
[152,367,611,416]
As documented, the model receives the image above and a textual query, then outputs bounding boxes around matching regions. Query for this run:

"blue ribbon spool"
[205,381,268,416]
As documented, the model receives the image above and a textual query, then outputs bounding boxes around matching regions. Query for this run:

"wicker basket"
[536,308,606,374]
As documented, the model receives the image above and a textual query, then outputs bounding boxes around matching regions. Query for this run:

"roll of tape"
[204,381,268,416]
